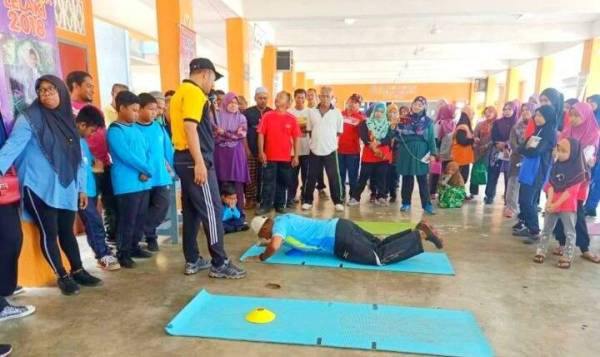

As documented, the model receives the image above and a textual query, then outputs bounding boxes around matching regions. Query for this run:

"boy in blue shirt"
[76,106,120,271]
[220,182,249,234]
[135,93,175,251]
[248,215,443,265]
[107,91,153,268]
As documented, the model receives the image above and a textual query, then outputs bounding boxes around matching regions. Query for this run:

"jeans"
[175,151,228,267]
[78,196,111,259]
[143,186,171,242]
[338,154,360,200]
[261,161,293,209]
[485,165,508,202]
[351,162,388,200]
[0,203,22,296]
[23,186,83,277]
[304,151,343,205]
[554,201,590,253]
[518,180,543,234]
[401,175,431,207]
[585,161,600,213]
[334,219,424,265]
[116,190,150,257]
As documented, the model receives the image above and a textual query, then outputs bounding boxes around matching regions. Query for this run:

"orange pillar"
[226,17,249,98]
[468,81,477,106]
[582,38,600,96]
[505,68,520,102]
[295,72,307,90]
[306,78,315,90]
[156,0,194,92]
[485,76,497,107]
[283,69,296,94]
[262,45,276,100]
[535,56,555,94]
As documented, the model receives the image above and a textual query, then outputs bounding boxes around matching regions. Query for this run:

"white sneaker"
[335,204,345,212]
[97,255,121,271]
[0,304,36,322]
[301,203,312,210]
[347,198,360,206]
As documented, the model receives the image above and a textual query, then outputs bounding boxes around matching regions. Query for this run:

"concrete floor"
[2,194,600,357]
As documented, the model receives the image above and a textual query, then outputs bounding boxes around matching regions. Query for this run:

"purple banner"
[0,0,61,131]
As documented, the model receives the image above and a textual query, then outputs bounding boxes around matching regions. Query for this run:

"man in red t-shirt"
[256,91,301,215]
[338,93,365,200]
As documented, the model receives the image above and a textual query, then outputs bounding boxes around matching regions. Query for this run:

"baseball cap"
[189,58,223,80]
[251,216,269,235]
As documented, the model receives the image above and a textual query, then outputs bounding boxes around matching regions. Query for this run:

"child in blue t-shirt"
[107,91,153,268]
[135,93,175,251]
[220,182,249,234]
[76,106,120,271]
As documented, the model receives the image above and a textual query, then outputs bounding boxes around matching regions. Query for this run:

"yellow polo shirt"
[103,104,118,124]
[170,80,208,150]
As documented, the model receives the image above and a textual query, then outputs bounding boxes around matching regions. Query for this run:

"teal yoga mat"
[166,290,493,357]
[240,245,455,275]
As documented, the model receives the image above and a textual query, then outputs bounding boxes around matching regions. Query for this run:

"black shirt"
[244,105,272,156]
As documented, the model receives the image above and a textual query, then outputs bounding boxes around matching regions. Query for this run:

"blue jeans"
[518,181,543,234]
[338,154,360,200]
[78,196,111,259]
[585,162,600,213]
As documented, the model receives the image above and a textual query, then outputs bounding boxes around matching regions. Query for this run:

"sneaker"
[147,240,159,252]
[275,206,286,214]
[522,235,540,245]
[57,275,80,295]
[423,203,436,215]
[0,344,12,357]
[106,236,117,246]
[484,197,493,205]
[376,198,389,207]
[131,248,153,259]
[72,269,102,287]
[416,220,444,249]
[318,190,329,200]
[0,304,35,323]
[334,204,345,212]
[347,198,360,206]
[118,256,137,269]
[209,261,247,279]
[400,204,411,212]
[255,206,272,215]
[184,257,212,275]
[301,203,312,210]
[512,221,525,231]
[97,255,121,271]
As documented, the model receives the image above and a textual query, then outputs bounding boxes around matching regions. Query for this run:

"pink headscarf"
[437,103,456,139]
[561,102,599,149]
[218,92,246,132]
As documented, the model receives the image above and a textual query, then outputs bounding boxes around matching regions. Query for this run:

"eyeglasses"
[37,86,57,95]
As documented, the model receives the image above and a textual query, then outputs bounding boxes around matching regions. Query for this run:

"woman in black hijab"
[0,75,101,296]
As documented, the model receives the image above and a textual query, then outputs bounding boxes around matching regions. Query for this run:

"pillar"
[535,56,555,94]
[283,69,296,94]
[307,78,315,89]
[156,0,195,92]
[262,45,276,100]
[485,75,497,107]
[582,38,600,96]
[296,72,307,90]
[468,81,477,106]
[226,17,249,98]
[505,68,520,102]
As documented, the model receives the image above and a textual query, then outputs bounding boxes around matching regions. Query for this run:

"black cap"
[189,58,223,80]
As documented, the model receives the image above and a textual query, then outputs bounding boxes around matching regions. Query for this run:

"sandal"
[533,254,545,264]
[581,252,600,263]
[552,246,565,256]
[557,259,571,269]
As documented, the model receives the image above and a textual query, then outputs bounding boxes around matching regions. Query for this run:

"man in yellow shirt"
[171,58,246,279]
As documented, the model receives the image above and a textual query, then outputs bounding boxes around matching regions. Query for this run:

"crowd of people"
[2,56,600,347]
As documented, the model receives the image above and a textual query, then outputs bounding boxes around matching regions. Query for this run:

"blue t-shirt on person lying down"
[272,214,339,254]
[80,138,96,197]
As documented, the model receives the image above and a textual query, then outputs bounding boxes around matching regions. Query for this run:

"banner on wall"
[0,0,61,130]
[179,25,196,82]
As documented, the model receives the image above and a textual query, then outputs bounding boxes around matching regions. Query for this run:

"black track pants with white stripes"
[175,152,227,267]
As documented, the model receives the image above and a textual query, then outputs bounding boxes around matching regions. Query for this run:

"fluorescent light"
[344,18,356,25]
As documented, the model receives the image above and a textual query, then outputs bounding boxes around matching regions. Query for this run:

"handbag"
[429,159,442,175]
[0,167,21,205]
[518,156,541,186]
[471,159,487,185]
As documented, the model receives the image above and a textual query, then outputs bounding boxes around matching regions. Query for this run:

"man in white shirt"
[287,89,312,207]
[302,86,345,212]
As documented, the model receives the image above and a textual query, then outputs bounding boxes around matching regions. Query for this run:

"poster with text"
[179,25,196,83]
[0,0,61,131]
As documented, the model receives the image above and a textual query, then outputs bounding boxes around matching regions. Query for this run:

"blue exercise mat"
[240,245,455,275]
[166,290,493,357]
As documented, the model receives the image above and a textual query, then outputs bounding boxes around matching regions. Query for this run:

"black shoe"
[512,221,525,230]
[72,269,102,287]
[522,235,540,245]
[275,206,286,214]
[131,248,153,259]
[0,344,12,357]
[118,256,137,269]
[255,207,271,215]
[146,240,159,252]
[57,275,80,296]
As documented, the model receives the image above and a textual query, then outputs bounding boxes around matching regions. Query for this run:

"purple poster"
[0,0,61,131]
